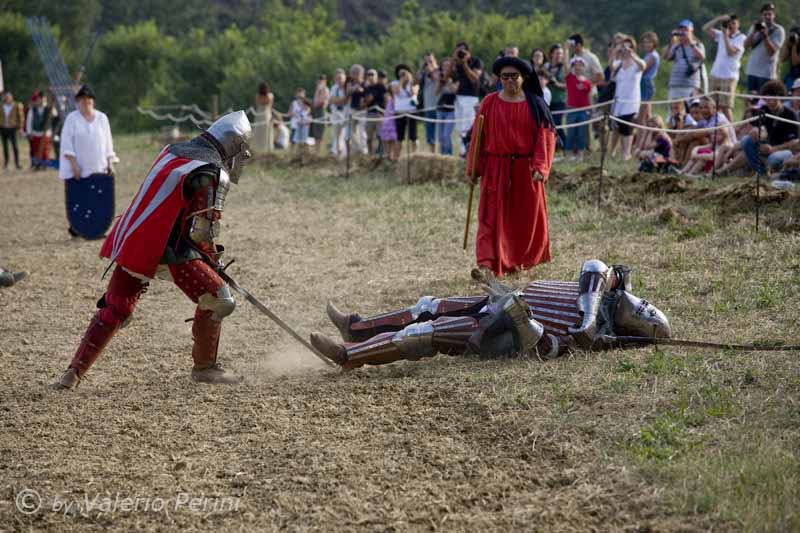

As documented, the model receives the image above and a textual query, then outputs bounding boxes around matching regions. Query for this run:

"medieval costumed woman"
[467,56,557,277]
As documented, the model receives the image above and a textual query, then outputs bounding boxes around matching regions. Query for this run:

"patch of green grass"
[643,350,687,376]
[614,358,638,374]
[550,382,577,415]
[755,278,784,310]
[631,411,701,462]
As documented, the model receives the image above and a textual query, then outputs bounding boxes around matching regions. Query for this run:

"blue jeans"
[742,135,764,173]
[437,110,455,155]
[564,110,590,151]
[785,72,799,94]
[549,101,566,147]
[423,110,437,146]
[768,150,794,172]
[747,75,770,93]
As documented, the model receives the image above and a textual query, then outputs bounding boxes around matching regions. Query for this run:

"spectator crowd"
[239,2,800,184]
[6,2,800,186]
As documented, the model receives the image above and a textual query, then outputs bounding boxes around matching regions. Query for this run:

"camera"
[754,21,766,32]
[457,50,467,59]
[672,30,685,37]
[567,39,576,47]
[788,27,799,43]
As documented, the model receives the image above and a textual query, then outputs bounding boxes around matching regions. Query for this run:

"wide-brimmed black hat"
[75,85,96,100]
[394,64,413,78]
[492,56,533,77]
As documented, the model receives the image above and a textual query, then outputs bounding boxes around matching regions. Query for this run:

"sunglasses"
[500,72,521,80]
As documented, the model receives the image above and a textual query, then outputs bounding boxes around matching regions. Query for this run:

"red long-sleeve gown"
[467,92,556,276]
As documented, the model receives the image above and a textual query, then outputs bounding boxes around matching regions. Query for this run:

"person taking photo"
[703,14,746,121]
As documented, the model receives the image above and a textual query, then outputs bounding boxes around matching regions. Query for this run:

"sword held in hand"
[217,269,336,367]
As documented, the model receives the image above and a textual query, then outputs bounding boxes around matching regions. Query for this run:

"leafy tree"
[88,21,175,129]
[0,12,47,101]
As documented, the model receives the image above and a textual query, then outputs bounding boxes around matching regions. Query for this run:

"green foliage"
[90,21,176,130]
[0,12,46,100]
[81,1,565,131]
[10,0,797,132]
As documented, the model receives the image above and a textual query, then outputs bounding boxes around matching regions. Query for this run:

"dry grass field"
[1,134,799,532]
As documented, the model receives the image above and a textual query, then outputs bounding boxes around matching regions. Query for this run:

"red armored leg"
[190,309,222,369]
[170,260,240,384]
[311,316,480,370]
[56,266,147,388]
[330,296,487,342]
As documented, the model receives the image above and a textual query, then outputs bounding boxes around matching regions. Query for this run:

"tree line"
[1,0,796,131]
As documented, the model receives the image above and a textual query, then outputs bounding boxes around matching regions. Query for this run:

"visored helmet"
[204,110,252,184]
[613,291,671,339]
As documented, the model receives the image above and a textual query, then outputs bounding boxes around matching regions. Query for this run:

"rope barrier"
[608,114,758,134]
[137,89,800,130]
[731,92,800,102]
[762,113,800,126]
[550,101,612,115]
[555,115,606,130]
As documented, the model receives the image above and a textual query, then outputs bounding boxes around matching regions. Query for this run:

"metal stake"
[598,112,609,208]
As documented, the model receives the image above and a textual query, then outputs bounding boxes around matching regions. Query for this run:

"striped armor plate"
[521,280,581,337]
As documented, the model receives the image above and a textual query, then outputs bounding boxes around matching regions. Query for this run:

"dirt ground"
[1,136,799,532]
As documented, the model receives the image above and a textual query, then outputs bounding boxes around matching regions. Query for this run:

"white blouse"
[59,110,115,180]
[611,62,643,118]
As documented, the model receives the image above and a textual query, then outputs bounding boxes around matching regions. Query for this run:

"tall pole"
[711,92,719,180]
[211,95,219,120]
[598,111,609,208]
[406,126,411,183]
[755,111,764,232]
[345,115,352,179]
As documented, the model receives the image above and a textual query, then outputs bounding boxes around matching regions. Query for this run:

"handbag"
[598,64,620,103]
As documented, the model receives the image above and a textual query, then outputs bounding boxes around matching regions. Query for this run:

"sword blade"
[602,335,800,352]
[218,271,336,367]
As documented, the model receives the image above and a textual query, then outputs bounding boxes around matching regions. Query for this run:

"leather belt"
[485,152,534,189]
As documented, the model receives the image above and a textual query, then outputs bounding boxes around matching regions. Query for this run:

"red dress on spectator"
[467,92,556,276]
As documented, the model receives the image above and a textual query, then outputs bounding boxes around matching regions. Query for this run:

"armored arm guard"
[568,259,612,348]
[184,166,231,245]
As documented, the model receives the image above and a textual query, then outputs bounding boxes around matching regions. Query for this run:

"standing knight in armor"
[54,111,252,389]
[310,260,671,369]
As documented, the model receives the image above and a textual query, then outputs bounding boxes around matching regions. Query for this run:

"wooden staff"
[462,114,484,250]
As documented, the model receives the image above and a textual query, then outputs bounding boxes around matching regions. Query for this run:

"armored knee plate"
[409,296,439,318]
[198,284,236,321]
[501,294,544,353]
[391,321,435,358]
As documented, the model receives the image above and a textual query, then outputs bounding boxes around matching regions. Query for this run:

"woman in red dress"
[467,56,557,276]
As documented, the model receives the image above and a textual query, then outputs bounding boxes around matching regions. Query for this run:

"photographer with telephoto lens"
[663,19,706,101]
[744,3,785,94]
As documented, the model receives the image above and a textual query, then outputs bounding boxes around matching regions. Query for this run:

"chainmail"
[168,135,225,168]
